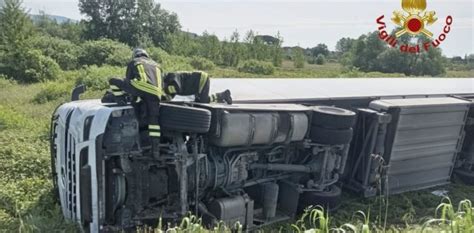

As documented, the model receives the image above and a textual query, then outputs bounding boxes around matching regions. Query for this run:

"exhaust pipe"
[71,85,86,101]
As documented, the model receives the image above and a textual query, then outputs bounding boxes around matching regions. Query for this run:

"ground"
[0,63,472,232]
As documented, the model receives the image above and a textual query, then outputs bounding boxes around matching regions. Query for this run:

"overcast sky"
[20,0,474,57]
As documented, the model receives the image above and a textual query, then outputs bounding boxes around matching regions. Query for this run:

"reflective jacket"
[125,57,163,97]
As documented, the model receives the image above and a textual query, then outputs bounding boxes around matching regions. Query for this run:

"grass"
[0,64,472,232]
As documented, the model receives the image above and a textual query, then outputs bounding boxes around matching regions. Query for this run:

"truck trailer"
[50,78,474,232]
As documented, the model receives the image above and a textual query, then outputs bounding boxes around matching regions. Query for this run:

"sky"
[20,0,474,57]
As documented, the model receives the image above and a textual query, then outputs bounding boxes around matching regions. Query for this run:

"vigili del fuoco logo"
[376,0,453,53]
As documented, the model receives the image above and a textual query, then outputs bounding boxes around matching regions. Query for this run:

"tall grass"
[288,198,473,233]
[421,198,473,233]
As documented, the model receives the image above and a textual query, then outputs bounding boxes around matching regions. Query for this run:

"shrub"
[78,39,131,67]
[0,49,61,83]
[147,47,194,72]
[33,81,74,104]
[315,54,326,65]
[29,35,80,70]
[293,48,305,69]
[22,50,61,82]
[147,47,170,64]
[161,55,193,72]
[238,59,275,75]
[190,56,216,70]
[75,65,123,90]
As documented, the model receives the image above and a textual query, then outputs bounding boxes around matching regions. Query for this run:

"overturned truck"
[51,78,474,232]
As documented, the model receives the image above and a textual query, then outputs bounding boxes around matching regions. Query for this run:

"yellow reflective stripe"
[149,132,161,137]
[137,64,147,82]
[168,85,176,94]
[162,95,171,101]
[131,80,153,93]
[198,72,208,93]
[110,85,120,90]
[156,67,162,89]
[210,94,217,102]
[113,91,124,96]
[131,80,163,96]
[149,125,161,130]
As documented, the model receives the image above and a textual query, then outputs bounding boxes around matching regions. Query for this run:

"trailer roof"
[210,78,474,102]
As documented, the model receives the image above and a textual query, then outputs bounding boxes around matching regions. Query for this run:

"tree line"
[0,0,471,83]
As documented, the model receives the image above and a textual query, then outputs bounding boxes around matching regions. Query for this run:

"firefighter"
[163,71,232,104]
[108,48,162,158]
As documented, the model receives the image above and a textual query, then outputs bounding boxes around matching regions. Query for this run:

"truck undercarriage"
[51,78,474,232]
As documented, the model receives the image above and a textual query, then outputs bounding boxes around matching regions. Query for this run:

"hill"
[30,14,76,24]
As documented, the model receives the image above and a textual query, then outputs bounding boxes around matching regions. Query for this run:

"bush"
[161,55,194,72]
[315,54,326,65]
[75,65,123,90]
[147,47,194,72]
[147,47,170,64]
[29,35,80,70]
[238,59,275,75]
[33,81,74,104]
[0,49,61,83]
[22,50,61,82]
[190,56,216,70]
[78,39,131,67]
[293,48,305,69]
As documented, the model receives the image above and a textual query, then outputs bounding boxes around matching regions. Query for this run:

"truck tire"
[160,104,212,133]
[311,106,356,129]
[310,126,353,145]
[298,185,342,212]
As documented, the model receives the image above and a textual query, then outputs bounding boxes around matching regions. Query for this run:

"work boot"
[216,90,233,104]
[151,138,161,159]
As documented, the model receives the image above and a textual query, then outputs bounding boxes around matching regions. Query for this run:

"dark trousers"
[164,72,212,103]
[109,78,161,138]
[198,78,211,103]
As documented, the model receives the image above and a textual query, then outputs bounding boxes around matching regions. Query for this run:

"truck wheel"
[298,185,342,212]
[160,104,212,133]
[310,126,353,145]
[311,106,356,129]
[454,169,474,185]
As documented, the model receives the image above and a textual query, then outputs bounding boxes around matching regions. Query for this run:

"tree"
[311,43,329,57]
[34,11,83,43]
[198,31,221,62]
[221,31,243,67]
[0,0,60,83]
[0,0,32,52]
[336,37,355,54]
[29,35,81,70]
[315,54,326,65]
[293,47,305,68]
[343,31,446,76]
[255,35,280,45]
[78,38,132,67]
[79,0,180,46]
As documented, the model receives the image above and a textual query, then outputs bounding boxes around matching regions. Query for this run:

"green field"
[0,63,473,232]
